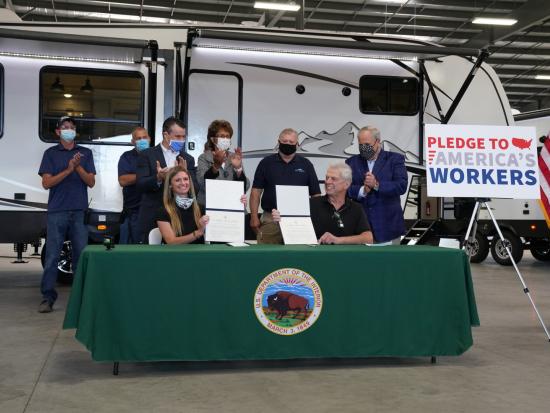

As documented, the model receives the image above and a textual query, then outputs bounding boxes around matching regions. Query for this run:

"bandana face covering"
[359,143,376,161]
[175,195,194,209]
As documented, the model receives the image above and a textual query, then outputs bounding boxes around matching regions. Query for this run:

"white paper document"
[205,210,245,243]
[205,179,245,243]
[205,179,244,211]
[276,185,310,216]
[279,217,318,245]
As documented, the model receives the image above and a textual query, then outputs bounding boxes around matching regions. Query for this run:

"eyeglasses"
[333,211,344,229]
[215,135,231,139]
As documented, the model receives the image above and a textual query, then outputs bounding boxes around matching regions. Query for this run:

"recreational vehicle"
[0,22,548,280]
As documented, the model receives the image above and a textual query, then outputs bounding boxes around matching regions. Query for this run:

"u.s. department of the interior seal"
[254,268,323,336]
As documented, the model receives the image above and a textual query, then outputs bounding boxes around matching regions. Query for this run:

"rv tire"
[40,241,74,285]
[467,233,489,263]
[490,231,523,266]
[529,240,550,261]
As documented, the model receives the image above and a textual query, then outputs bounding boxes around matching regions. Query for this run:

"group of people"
[36,115,407,313]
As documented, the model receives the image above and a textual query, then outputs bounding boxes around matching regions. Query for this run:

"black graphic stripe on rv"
[0,198,48,209]
[228,62,358,89]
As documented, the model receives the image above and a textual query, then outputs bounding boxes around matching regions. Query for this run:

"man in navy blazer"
[136,117,198,243]
[346,126,407,243]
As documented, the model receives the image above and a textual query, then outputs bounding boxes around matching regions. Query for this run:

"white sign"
[425,124,540,199]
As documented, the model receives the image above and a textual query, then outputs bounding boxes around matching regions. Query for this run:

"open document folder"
[205,179,245,243]
[276,185,318,245]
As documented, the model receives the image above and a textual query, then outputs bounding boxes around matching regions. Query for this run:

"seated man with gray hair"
[273,163,373,244]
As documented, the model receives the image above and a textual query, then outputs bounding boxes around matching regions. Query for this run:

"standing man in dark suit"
[346,126,407,244]
[136,117,198,243]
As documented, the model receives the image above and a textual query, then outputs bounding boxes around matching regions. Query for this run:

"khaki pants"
[257,212,283,244]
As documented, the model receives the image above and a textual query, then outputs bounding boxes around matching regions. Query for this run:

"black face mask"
[279,142,297,156]
[359,143,376,161]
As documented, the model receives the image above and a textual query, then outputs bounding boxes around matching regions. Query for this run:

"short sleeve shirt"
[156,204,205,244]
[118,148,141,210]
[38,144,96,212]
[252,153,321,211]
[310,196,370,239]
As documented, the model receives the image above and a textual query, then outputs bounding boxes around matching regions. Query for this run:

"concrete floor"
[0,243,549,413]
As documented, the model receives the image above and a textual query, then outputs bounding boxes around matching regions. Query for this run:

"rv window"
[359,76,418,115]
[40,67,144,144]
[0,64,3,138]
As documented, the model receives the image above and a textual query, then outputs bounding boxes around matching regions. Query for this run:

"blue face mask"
[169,140,185,153]
[60,129,76,142]
[135,139,149,152]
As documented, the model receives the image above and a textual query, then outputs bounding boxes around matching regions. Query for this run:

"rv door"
[186,70,241,160]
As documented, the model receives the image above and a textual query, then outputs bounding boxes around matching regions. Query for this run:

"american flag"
[540,136,550,228]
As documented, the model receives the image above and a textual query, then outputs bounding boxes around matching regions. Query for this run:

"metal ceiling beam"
[496,68,550,76]
[487,57,550,66]
[462,0,550,49]
[491,48,550,57]
[266,10,285,28]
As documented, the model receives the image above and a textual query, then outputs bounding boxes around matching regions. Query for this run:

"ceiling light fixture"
[64,93,73,98]
[50,76,64,92]
[80,78,94,93]
[472,17,517,26]
[535,75,550,80]
[254,2,301,12]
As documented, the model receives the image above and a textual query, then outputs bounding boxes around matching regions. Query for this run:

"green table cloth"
[63,244,479,362]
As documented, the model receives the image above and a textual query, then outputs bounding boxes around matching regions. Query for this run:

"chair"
[148,228,163,245]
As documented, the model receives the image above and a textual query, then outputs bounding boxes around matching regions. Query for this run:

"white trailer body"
[0,24,547,263]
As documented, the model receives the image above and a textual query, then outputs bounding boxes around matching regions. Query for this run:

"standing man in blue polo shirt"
[250,128,321,244]
[118,126,150,244]
[38,116,96,313]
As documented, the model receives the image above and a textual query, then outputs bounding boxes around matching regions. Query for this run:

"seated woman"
[196,119,250,206]
[156,167,209,244]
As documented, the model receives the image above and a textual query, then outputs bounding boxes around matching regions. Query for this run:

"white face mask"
[216,138,231,151]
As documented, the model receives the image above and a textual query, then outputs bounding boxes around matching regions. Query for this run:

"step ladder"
[400,219,439,245]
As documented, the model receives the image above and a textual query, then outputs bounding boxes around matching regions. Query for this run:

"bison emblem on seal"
[267,291,309,320]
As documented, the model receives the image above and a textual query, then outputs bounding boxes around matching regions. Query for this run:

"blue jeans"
[119,209,142,244]
[41,210,88,304]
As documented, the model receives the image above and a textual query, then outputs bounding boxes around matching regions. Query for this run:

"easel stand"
[463,198,550,341]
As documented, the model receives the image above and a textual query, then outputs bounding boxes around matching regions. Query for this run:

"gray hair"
[278,128,298,141]
[328,162,352,184]
[359,126,381,141]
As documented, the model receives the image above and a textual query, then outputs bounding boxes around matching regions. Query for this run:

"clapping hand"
[68,153,82,172]
[156,160,169,182]
[176,156,187,170]
[365,172,378,189]
[230,147,243,170]
[212,149,226,170]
